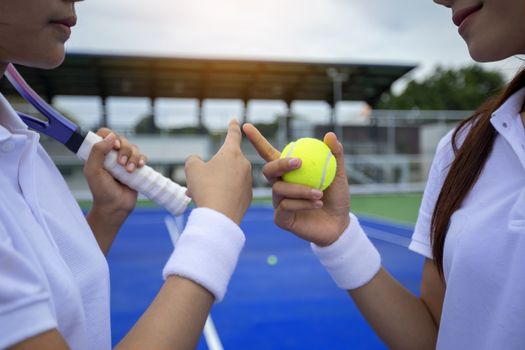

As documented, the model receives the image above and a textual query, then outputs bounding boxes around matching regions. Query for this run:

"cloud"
[68,0,521,83]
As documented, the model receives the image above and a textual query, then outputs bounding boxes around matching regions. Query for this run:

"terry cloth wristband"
[162,207,245,302]
[311,213,381,290]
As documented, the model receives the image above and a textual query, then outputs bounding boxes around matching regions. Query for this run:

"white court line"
[164,215,184,247]
[363,226,411,248]
[203,317,224,350]
[164,216,225,350]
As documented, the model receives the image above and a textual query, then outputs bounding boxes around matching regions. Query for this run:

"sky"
[57,0,525,130]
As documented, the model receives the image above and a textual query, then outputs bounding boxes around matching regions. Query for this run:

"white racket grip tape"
[76,131,191,215]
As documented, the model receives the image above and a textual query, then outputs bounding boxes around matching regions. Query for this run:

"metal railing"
[37,109,468,197]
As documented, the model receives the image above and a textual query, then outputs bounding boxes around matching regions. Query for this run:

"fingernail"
[289,158,301,168]
[126,163,136,171]
[314,200,323,208]
[139,159,145,166]
[115,139,121,149]
[311,189,323,199]
[120,155,128,165]
[105,133,116,143]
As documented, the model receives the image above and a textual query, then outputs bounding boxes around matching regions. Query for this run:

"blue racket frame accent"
[5,64,86,153]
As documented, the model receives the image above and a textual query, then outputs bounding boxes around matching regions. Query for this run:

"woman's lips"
[49,16,77,28]
[50,22,71,35]
[49,16,76,39]
[452,4,483,27]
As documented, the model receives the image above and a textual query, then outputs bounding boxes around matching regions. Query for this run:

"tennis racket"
[5,64,191,216]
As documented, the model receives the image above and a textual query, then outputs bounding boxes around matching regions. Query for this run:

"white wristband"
[311,213,381,290]
[162,207,245,302]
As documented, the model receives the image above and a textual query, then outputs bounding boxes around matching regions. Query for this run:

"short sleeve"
[0,222,57,349]
[409,130,457,259]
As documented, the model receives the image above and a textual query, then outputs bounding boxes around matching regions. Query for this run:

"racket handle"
[76,131,191,216]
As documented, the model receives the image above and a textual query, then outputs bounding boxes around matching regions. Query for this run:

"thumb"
[323,132,347,178]
[87,133,117,168]
[184,155,205,200]
[221,119,242,149]
[184,154,205,178]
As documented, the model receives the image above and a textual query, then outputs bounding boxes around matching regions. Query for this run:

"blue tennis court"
[108,206,424,349]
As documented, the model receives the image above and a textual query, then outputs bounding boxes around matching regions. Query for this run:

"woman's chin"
[18,54,65,69]
[467,41,517,63]
[13,46,66,70]
[40,59,65,70]
[469,50,504,63]
[35,50,66,69]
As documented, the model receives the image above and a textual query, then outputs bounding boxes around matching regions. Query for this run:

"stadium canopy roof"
[1,53,416,107]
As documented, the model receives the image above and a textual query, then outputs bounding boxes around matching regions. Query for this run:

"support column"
[276,101,292,150]
[329,101,336,130]
[241,100,249,125]
[101,97,108,128]
[284,101,293,145]
[387,114,396,154]
[327,68,348,140]
[149,97,157,132]
[197,99,204,132]
[329,101,344,141]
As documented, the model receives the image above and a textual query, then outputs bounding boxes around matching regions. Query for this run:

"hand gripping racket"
[5,64,191,216]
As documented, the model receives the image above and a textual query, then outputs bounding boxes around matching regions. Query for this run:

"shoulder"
[433,121,473,176]
[408,121,472,259]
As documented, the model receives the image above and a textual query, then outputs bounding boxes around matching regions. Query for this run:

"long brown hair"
[431,69,525,276]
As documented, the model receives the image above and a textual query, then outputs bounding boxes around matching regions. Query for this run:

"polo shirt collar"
[491,86,525,170]
[492,86,525,120]
[0,93,29,140]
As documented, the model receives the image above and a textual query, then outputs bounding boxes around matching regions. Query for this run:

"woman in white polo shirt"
[0,0,252,349]
[244,0,525,348]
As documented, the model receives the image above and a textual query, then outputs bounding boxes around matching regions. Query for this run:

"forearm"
[115,208,244,349]
[313,214,439,349]
[115,276,213,350]
[86,206,128,255]
[8,330,70,350]
[349,268,438,350]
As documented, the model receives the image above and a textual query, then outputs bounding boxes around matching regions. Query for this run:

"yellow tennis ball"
[280,138,337,191]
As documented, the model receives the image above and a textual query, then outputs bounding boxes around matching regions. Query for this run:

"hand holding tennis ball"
[243,124,350,246]
[280,138,337,191]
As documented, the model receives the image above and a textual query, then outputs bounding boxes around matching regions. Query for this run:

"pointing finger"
[243,123,281,162]
[222,119,242,149]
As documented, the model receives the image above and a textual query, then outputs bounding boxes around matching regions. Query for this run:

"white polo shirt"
[0,94,111,349]
[409,87,525,349]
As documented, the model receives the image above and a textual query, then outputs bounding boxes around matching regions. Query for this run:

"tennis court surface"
[108,206,424,349]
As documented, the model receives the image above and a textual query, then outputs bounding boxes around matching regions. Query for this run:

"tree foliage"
[134,115,210,135]
[135,115,160,134]
[378,65,505,110]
